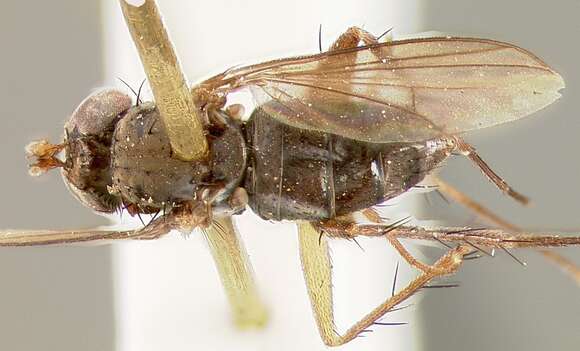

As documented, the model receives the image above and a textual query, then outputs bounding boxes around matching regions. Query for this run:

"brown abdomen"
[244,108,453,221]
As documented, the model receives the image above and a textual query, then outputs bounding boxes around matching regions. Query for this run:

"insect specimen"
[2,0,579,347]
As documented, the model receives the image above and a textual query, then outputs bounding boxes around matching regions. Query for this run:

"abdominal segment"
[244,107,453,221]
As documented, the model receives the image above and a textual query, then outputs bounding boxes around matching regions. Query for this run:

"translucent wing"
[211,37,564,142]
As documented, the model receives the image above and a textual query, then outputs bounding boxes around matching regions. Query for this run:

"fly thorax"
[110,105,246,214]
[203,112,248,216]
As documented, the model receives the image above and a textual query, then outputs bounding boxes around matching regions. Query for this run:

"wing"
[209,37,564,143]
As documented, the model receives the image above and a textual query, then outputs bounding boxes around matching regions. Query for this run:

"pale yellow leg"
[298,222,470,346]
[205,217,268,329]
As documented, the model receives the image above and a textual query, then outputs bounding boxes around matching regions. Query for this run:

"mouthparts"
[25,139,65,176]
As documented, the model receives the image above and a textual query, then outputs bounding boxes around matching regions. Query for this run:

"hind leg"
[298,221,470,346]
[434,177,580,284]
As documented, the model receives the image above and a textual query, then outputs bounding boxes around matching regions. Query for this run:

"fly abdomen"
[244,106,453,221]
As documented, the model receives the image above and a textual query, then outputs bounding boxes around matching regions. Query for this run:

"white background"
[104,1,423,350]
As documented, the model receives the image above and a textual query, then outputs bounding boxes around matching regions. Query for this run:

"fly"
[1,0,579,347]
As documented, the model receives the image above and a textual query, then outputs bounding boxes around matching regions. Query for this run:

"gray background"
[0,2,114,351]
[0,0,578,350]
[420,2,580,351]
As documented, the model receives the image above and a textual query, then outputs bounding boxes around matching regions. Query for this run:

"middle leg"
[330,26,379,51]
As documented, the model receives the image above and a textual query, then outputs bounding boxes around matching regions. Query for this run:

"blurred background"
[0,0,578,350]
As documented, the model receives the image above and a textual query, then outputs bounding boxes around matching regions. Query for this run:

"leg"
[328,26,388,61]
[320,217,464,273]
[298,222,470,346]
[434,177,517,230]
[311,26,385,105]
[0,213,174,246]
[360,210,437,272]
[453,137,529,205]
[316,220,580,249]
[330,26,378,51]
[434,177,580,284]
[361,208,383,223]
[0,204,206,246]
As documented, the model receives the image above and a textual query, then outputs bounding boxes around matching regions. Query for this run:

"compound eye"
[60,88,131,213]
[65,89,132,136]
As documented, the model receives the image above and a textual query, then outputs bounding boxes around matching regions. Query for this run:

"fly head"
[26,89,132,213]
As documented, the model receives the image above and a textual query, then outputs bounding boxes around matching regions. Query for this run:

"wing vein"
[266,63,553,80]
[256,45,513,75]
[262,77,437,126]
[260,76,481,90]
